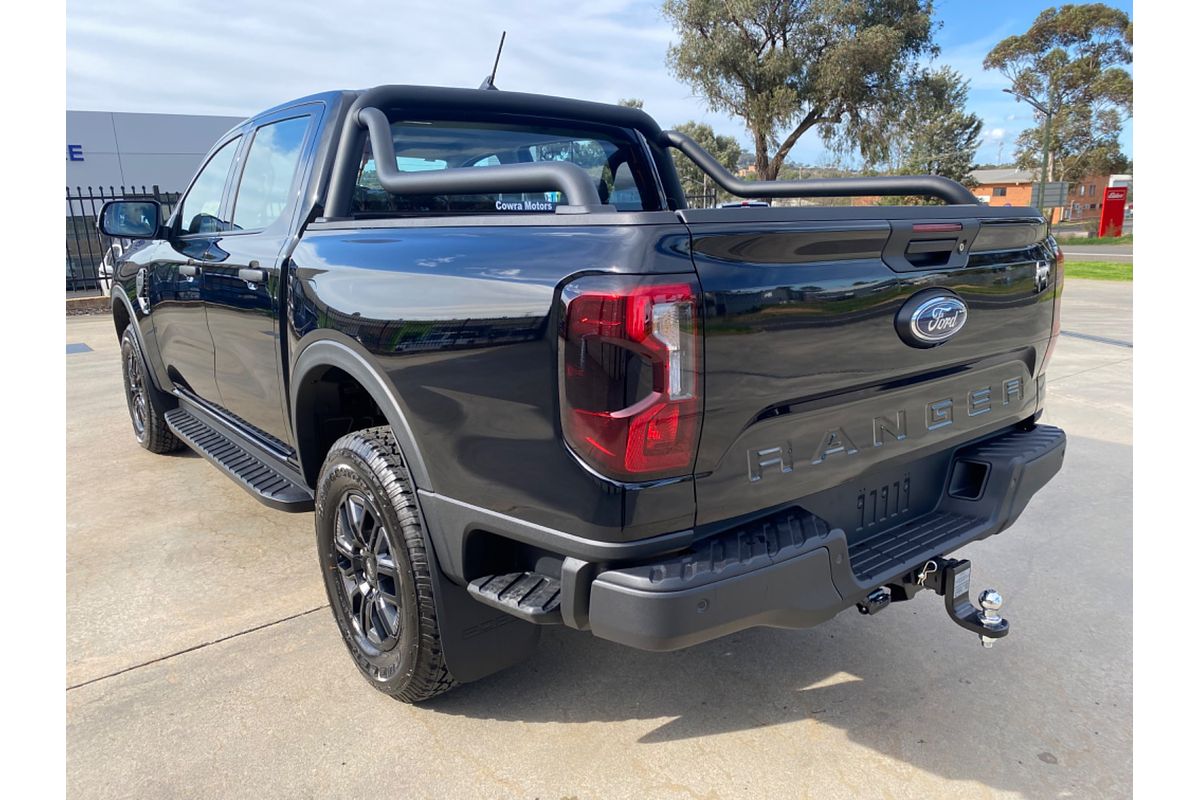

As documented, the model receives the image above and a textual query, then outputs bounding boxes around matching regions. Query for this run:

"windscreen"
[351,117,658,216]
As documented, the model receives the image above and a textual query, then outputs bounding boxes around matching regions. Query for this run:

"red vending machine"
[1098,186,1128,238]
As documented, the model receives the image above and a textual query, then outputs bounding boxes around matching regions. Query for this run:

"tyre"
[315,426,457,702]
[120,326,181,454]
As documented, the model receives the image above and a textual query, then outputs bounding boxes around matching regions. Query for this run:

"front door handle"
[179,263,199,277]
[238,267,266,284]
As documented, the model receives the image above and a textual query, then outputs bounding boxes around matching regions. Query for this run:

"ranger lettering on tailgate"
[748,376,1024,481]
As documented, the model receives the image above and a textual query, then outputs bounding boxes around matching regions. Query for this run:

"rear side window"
[352,118,659,216]
[178,137,239,234]
[232,116,310,231]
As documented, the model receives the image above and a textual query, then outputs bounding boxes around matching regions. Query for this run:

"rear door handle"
[238,267,266,283]
[179,263,199,277]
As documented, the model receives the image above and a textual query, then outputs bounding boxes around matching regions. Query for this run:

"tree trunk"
[765,109,825,182]
[754,131,770,181]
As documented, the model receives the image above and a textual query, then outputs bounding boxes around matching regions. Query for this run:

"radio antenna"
[479,31,506,91]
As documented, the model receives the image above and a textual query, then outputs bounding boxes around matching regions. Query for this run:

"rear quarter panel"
[288,217,697,541]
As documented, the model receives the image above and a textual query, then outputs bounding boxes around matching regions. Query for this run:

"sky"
[66,0,1133,167]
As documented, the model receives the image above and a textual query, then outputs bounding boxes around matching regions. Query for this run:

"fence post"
[65,185,121,296]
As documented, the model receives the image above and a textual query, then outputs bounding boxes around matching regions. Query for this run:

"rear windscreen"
[351,117,659,216]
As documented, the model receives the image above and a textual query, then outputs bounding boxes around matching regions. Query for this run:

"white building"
[67,110,246,193]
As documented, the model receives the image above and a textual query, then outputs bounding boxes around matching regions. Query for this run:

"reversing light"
[1042,239,1066,371]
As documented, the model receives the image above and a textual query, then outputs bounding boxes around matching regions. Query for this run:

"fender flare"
[111,286,170,396]
[290,333,432,492]
[110,285,137,341]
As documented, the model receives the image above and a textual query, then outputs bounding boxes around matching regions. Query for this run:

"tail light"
[1042,238,1066,371]
[558,274,702,481]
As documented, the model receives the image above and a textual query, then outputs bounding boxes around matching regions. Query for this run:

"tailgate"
[680,205,1056,526]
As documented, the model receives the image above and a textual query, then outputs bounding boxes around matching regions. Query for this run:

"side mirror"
[98,200,161,239]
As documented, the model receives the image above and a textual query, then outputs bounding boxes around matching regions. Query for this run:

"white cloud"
[66,0,1129,166]
[65,0,817,163]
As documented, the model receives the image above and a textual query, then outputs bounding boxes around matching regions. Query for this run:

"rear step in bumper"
[467,571,563,625]
[587,424,1065,651]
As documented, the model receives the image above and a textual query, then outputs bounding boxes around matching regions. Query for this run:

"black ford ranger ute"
[101,85,1066,702]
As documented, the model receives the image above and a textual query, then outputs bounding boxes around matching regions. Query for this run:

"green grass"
[1064,261,1132,281]
[1056,234,1132,246]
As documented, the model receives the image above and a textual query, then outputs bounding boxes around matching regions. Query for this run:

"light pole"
[1004,87,1054,219]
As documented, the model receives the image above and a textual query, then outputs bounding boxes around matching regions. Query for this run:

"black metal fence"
[685,191,718,209]
[66,186,180,294]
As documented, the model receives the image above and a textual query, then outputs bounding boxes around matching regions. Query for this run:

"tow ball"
[857,557,1009,647]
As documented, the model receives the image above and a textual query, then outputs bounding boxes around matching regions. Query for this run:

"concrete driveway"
[66,280,1132,799]
[1058,243,1133,263]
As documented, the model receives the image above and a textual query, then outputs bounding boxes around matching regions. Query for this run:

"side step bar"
[164,407,314,512]
[467,572,563,625]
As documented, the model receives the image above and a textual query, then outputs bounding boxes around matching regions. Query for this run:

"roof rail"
[660,130,979,206]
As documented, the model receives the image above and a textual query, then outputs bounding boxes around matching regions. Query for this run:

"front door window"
[177,137,240,234]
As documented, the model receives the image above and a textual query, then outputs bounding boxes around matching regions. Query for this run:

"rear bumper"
[586,424,1065,651]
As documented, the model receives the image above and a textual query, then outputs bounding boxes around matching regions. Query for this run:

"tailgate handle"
[905,238,958,256]
[883,219,981,273]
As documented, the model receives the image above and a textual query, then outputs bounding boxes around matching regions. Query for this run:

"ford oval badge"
[895,290,968,348]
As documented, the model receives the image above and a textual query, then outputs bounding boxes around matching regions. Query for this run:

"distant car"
[718,200,770,208]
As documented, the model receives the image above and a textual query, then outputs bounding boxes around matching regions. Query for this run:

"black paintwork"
[685,216,1055,525]
[111,84,1060,567]
[287,220,699,541]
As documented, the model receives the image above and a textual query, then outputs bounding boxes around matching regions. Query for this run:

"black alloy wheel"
[124,341,148,440]
[332,490,403,652]
[119,326,181,453]
[315,427,456,701]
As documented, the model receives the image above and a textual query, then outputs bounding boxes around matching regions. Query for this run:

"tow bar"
[857,557,1009,647]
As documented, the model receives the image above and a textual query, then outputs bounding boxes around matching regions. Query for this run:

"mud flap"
[425,552,542,684]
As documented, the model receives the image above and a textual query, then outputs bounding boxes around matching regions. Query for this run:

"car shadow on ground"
[420,434,1131,797]
[423,616,1113,796]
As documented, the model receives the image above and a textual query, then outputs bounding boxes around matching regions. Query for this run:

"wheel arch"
[112,292,131,340]
[290,335,432,492]
[111,287,172,397]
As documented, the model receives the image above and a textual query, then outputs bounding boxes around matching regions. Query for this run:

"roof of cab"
[250,90,355,120]
[253,85,663,135]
